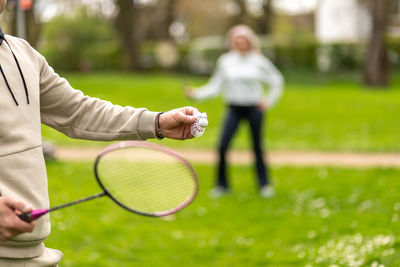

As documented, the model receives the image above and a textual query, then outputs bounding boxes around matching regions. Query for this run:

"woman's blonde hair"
[226,24,260,52]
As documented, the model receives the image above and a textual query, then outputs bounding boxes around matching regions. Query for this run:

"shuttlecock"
[191,112,208,137]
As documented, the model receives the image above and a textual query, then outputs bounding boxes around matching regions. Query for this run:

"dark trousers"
[217,105,270,189]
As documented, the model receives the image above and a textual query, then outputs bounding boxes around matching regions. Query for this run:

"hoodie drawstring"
[0,28,30,105]
[0,65,19,105]
[3,39,29,104]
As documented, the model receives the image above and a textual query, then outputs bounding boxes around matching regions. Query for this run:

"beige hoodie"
[0,34,158,258]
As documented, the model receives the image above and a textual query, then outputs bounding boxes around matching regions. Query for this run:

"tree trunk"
[25,7,41,47]
[230,0,250,27]
[258,0,273,35]
[114,0,141,70]
[159,0,176,40]
[363,0,391,88]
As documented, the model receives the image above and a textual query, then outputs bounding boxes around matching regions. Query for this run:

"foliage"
[40,9,122,72]
[272,41,318,70]
[387,37,400,68]
[185,39,384,73]
[37,9,400,73]
[41,71,400,152]
[119,40,394,73]
[45,161,400,266]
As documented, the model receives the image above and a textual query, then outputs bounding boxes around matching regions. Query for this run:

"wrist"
[155,112,164,139]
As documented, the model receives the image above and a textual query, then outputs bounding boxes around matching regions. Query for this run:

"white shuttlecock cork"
[198,118,208,127]
[191,112,208,137]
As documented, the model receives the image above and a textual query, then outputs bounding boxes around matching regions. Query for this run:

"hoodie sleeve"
[37,52,158,141]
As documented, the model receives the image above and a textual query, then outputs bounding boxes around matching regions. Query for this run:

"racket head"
[94,141,198,217]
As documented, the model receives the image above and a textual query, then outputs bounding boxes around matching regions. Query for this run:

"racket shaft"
[18,192,107,222]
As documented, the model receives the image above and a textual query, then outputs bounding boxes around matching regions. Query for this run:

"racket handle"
[18,209,49,222]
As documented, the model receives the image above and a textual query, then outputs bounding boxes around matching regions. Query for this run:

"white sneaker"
[208,186,229,199]
[260,185,275,198]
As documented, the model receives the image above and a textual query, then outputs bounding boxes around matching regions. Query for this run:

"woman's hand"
[0,197,35,242]
[158,106,199,140]
[257,102,268,112]
[183,86,195,100]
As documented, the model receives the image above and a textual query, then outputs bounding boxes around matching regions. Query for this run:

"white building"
[315,0,371,44]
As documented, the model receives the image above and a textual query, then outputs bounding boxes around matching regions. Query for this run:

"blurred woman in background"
[186,24,284,198]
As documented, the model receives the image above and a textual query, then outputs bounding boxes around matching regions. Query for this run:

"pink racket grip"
[18,209,49,222]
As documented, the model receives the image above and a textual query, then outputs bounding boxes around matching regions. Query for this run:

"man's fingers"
[182,106,199,117]
[4,198,31,213]
[175,110,197,124]
[185,126,194,139]
[164,106,198,125]
[11,217,36,233]
[0,197,36,241]
[0,221,35,242]
[3,198,35,230]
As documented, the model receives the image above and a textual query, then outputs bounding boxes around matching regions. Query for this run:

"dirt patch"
[54,146,400,169]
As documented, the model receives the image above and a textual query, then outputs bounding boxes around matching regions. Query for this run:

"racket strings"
[96,146,196,215]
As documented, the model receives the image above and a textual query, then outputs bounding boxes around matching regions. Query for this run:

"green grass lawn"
[41,70,400,152]
[44,160,400,266]
[38,70,400,266]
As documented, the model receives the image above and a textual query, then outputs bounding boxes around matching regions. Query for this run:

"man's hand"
[159,106,199,140]
[0,197,35,242]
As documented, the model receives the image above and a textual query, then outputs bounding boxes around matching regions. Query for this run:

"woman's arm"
[259,56,284,109]
[190,57,225,101]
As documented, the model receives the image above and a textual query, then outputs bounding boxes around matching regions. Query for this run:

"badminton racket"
[19,141,198,222]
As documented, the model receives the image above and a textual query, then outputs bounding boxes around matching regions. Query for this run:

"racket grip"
[18,209,49,222]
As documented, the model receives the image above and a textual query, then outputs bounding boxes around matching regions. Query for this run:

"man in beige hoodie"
[0,1,199,265]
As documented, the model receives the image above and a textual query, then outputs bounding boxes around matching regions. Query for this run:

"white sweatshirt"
[193,51,284,108]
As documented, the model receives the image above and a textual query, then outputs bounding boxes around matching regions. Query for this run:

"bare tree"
[363,0,392,88]
[114,0,141,70]
[175,0,232,38]
[25,5,42,47]
[257,0,274,35]
[159,0,176,40]
[143,0,178,40]
[230,0,252,27]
